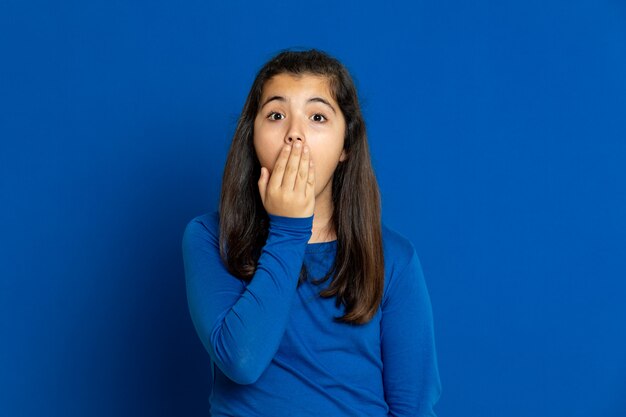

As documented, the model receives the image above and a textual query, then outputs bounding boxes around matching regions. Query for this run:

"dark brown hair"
[218,48,384,325]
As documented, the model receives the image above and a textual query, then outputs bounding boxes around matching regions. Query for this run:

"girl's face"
[253,73,347,200]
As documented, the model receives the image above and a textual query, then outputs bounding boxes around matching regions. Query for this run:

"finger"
[306,158,315,198]
[281,141,303,190]
[258,166,268,203]
[268,144,291,190]
[294,144,310,194]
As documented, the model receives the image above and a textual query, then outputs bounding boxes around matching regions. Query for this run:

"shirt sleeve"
[380,246,442,417]
[181,213,313,385]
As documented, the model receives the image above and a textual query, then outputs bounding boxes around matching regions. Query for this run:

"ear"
[339,148,347,162]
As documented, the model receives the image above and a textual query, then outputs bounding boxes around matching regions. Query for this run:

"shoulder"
[182,210,220,248]
[381,222,416,268]
[380,221,423,306]
[382,223,417,275]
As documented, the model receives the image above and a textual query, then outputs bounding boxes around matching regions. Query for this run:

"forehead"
[261,73,334,101]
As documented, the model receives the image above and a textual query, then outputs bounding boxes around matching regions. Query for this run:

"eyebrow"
[260,95,337,114]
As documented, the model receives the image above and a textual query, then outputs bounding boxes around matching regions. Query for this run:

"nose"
[284,117,305,146]
[285,136,303,145]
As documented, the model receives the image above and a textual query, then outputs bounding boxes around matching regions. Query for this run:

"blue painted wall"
[1,1,624,416]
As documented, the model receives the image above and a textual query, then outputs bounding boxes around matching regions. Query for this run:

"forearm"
[183,213,313,385]
[209,219,310,384]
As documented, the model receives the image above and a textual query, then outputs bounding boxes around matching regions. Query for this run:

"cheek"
[253,135,282,171]
[253,123,268,159]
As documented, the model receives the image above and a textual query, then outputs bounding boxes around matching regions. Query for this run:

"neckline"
[305,239,338,254]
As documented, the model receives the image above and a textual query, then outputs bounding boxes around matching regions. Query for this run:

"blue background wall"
[1,1,624,416]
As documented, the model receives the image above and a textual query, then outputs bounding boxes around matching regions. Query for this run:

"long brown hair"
[218,48,384,325]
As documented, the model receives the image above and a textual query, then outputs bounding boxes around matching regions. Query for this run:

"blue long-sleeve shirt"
[182,211,442,416]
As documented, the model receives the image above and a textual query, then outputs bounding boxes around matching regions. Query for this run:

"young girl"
[182,48,442,416]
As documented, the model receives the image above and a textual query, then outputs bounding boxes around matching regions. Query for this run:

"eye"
[267,111,284,121]
[311,113,327,123]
